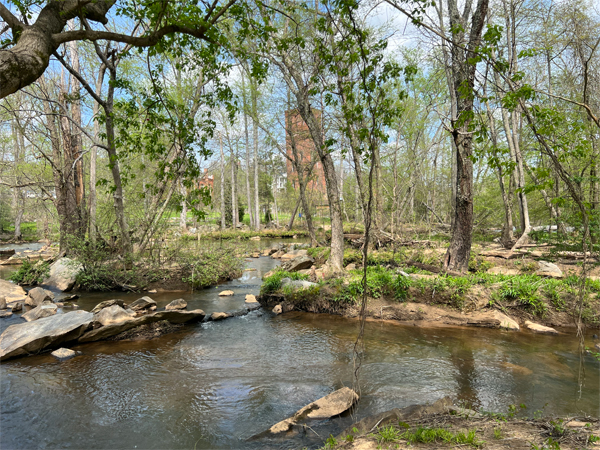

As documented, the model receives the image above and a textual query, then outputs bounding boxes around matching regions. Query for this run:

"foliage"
[9,260,49,285]
[180,246,244,288]
[261,269,309,295]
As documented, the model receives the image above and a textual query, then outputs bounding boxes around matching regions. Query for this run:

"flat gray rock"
[78,309,205,343]
[0,311,94,360]
[280,278,317,290]
[22,303,58,322]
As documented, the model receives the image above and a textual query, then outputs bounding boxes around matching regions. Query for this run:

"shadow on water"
[1,238,599,449]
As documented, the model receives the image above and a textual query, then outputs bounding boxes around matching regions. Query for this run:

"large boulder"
[90,299,125,313]
[281,255,314,272]
[535,261,563,278]
[128,296,157,311]
[94,305,136,326]
[22,303,58,322]
[78,309,205,343]
[42,257,82,292]
[252,387,359,439]
[165,298,187,310]
[25,287,54,307]
[0,279,27,306]
[0,310,94,360]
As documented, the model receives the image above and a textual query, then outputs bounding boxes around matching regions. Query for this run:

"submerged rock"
[51,347,77,361]
[252,387,359,439]
[524,320,558,335]
[0,310,94,360]
[22,302,58,322]
[165,298,187,310]
[25,287,54,307]
[42,257,82,292]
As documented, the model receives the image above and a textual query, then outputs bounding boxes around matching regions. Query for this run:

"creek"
[0,239,598,449]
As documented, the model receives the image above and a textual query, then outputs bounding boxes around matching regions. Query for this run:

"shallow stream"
[1,240,599,449]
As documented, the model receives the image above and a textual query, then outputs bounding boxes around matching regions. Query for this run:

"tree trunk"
[251,79,260,231]
[105,67,131,255]
[219,135,226,231]
[442,0,489,273]
[231,147,238,229]
[90,64,106,245]
[241,70,254,229]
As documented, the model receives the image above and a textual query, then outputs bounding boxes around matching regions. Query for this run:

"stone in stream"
[90,299,125,313]
[41,257,82,292]
[22,302,58,322]
[245,294,257,303]
[210,312,229,321]
[51,348,77,361]
[218,290,234,297]
[0,296,6,310]
[128,296,157,311]
[0,310,13,318]
[25,287,54,307]
[78,309,206,343]
[94,305,136,326]
[11,302,23,312]
[0,280,27,306]
[0,310,94,360]
[250,387,359,439]
[281,255,314,273]
[272,304,282,315]
[524,320,559,335]
[165,298,187,310]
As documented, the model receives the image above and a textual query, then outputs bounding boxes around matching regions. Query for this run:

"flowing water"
[1,240,599,449]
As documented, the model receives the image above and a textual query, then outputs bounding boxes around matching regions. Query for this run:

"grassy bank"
[260,248,600,327]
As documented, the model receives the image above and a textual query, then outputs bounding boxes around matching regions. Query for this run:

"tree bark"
[251,78,260,230]
[219,135,226,231]
[241,70,254,229]
[443,0,489,273]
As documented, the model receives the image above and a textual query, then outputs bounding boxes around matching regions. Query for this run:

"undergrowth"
[9,260,49,285]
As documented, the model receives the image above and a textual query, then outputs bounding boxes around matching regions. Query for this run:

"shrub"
[261,269,309,295]
[9,260,49,285]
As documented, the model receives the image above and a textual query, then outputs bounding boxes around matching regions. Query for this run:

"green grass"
[375,425,484,447]
[261,268,310,295]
